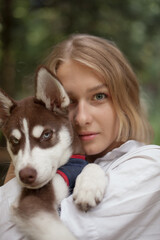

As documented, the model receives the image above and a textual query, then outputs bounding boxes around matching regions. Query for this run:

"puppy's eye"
[10,136,20,146]
[41,130,53,141]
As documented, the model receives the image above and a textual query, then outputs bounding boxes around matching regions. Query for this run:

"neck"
[86,141,123,163]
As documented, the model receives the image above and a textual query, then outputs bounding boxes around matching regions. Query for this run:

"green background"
[0,0,160,145]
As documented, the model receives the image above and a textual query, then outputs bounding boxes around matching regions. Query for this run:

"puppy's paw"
[73,164,107,212]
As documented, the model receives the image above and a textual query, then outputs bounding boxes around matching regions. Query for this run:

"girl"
[1,34,160,240]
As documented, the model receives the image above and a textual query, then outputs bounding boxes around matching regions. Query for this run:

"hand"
[73,163,107,212]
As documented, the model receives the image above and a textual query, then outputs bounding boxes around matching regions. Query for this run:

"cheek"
[7,143,18,165]
[104,108,119,137]
[111,107,119,128]
[31,148,55,170]
[98,103,119,131]
[114,117,120,137]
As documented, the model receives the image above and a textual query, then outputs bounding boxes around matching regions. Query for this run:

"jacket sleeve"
[57,155,88,194]
[60,148,160,240]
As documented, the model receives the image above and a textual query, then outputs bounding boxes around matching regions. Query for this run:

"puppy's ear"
[0,89,16,128]
[35,67,70,113]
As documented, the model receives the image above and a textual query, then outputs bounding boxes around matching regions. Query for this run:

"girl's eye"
[93,93,107,101]
[41,130,53,141]
[69,98,77,107]
[70,99,75,104]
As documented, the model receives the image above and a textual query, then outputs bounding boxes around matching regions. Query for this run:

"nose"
[19,167,37,185]
[73,101,92,127]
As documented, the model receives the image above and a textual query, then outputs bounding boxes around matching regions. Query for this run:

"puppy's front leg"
[53,174,69,206]
[73,164,107,212]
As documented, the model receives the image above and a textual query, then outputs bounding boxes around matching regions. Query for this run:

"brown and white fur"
[0,67,107,240]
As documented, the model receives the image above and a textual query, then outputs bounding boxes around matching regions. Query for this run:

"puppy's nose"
[19,167,37,184]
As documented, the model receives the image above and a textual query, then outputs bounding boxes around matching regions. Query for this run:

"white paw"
[73,164,107,211]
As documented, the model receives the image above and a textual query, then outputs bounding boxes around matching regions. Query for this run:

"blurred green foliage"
[0,0,160,144]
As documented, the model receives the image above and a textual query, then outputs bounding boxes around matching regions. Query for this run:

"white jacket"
[61,140,160,240]
[1,140,160,240]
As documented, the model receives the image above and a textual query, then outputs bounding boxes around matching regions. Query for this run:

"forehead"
[3,98,61,136]
[10,121,45,139]
[11,129,22,139]
[57,60,107,95]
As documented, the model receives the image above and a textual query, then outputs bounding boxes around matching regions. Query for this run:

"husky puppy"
[0,67,106,240]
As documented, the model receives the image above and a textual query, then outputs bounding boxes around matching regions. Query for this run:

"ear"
[0,89,16,128]
[35,67,70,113]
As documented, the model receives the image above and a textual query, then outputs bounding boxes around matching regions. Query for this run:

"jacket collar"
[94,140,144,167]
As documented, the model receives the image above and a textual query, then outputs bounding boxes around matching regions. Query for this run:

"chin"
[84,147,101,156]
[85,145,111,161]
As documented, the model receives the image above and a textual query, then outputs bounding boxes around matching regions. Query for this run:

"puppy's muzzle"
[19,167,37,185]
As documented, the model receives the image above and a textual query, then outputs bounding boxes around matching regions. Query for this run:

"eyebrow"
[87,84,108,93]
[66,83,108,98]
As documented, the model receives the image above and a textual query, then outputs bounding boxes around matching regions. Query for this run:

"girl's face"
[57,60,120,158]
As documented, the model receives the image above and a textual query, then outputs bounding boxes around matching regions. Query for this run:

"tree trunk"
[0,0,15,95]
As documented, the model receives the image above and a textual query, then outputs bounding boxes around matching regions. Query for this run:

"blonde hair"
[44,34,153,144]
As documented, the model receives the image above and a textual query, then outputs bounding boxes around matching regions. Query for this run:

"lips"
[79,132,99,141]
